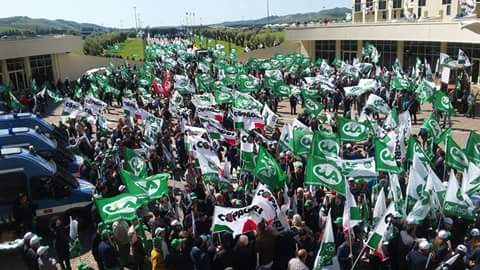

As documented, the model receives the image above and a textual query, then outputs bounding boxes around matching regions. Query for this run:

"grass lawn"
[114,38,145,61]
[193,36,244,54]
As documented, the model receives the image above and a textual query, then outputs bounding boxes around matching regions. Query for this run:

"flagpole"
[350,244,366,270]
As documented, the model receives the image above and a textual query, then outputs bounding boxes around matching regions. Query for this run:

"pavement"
[2,96,476,270]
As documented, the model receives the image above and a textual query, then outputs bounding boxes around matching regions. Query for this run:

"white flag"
[313,210,340,270]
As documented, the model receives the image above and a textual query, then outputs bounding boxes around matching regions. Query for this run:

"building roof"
[0,35,82,60]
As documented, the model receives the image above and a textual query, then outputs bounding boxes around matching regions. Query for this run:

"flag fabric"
[366,204,395,250]
[293,128,314,156]
[337,117,369,142]
[311,131,340,158]
[262,105,279,131]
[123,148,148,178]
[343,180,362,231]
[465,130,480,164]
[273,84,292,97]
[444,170,475,220]
[303,96,325,117]
[415,80,435,104]
[207,121,237,145]
[197,106,224,123]
[389,174,405,216]
[373,188,387,224]
[406,137,429,163]
[95,193,141,223]
[231,108,265,130]
[433,90,454,115]
[313,210,340,270]
[305,155,346,195]
[405,170,427,212]
[422,112,442,139]
[278,124,294,152]
[328,157,377,180]
[144,115,163,145]
[214,90,233,104]
[240,131,256,172]
[365,94,390,114]
[233,91,264,111]
[445,137,469,171]
[196,152,222,183]
[254,146,287,189]
[120,170,169,203]
[383,107,399,130]
[251,183,290,233]
[374,138,401,173]
[463,162,480,196]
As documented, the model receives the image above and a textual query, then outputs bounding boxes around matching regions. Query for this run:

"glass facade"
[404,41,440,69]
[30,55,53,86]
[7,58,27,91]
[315,40,336,64]
[393,0,402,9]
[354,0,361,12]
[366,40,397,68]
[378,0,387,10]
[341,40,358,63]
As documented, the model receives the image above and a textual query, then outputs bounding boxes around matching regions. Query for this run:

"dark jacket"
[98,240,119,269]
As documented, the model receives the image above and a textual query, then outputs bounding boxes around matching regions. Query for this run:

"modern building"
[285,0,480,83]
[0,35,141,92]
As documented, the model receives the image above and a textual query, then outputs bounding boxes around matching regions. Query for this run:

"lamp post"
[133,6,138,33]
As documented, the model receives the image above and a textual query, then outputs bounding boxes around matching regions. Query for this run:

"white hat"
[30,235,42,246]
[393,212,403,218]
[418,240,431,250]
[438,230,449,240]
[37,245,49,256]
[443,217,454,225]
[456,244,467,253]
[154,227,166,236]
[471,228,480,237]
[406,216,417,225]
[171,219,182,227]
[23,232,34,241]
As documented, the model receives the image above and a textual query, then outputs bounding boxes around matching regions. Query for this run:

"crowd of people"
[2,36,480,270]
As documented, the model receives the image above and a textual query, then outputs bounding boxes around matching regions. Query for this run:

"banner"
[62,98,83,115]
[251,183,290,234]
[122,97,139,116]
[84,95,107,115]
[231,107,265,130]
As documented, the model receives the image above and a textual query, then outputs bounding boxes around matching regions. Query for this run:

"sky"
[0,0,351,28]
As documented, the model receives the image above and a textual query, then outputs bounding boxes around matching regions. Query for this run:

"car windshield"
[52,160,78,189]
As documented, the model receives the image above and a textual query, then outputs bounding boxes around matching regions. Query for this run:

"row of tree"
[83,32,128,56]
[195,28,284,50]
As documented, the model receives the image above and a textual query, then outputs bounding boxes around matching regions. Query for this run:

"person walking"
[50,217,72,270]
[467,92,477,118]
[290,94,298,115]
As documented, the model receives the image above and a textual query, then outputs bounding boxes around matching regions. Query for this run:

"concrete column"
[1,60,8,84]
[356,40,363,60]
[388,0,393,21]
[397,41,405,66]
[374,1,379,23]
[440,42,448,54]
[362,2,366,24]
[24,57,32,87]
[336,40,342,59]
[300,40,316,59]
[51,54,60,82]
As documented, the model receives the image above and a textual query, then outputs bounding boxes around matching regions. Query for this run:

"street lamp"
[133,6,138,32]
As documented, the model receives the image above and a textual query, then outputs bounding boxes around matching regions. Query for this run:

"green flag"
[254,146,287,189]
[303,97,325,117]
[366,204,395,250]
[390,76,412,92]
[293,128,314,156]
[214,90,233,104]
[406,137,429,163]
[305,155,346,195]
[433,90,454,115]
[123,148,148,178]
[337,117,369,142]
[310,131,340,158]
[95,193,141,223]
[8,91,22,111]
[120,170,169,202]
[313,210,339,270]
[415,80,435,104]
[422,112,442,139]
[273,84,292,97]
[445,137,469,171]
[374,138,401,173]
[465,130,480,164]
[444,170,474,220]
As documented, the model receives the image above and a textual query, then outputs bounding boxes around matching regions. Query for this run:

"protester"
[5,37,480,270]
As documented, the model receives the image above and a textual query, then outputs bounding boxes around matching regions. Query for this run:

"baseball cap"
[456,244,467,253]
[304,200,313,207]
[334,217,343,224]
[171,219,182,227]
[37,245,49,256]
[30,235,42,246]
[443,217,453,225]
[171,238,185,248]
[23,232,34,241]
[471,228,480,237]
[189,192,198,201]
[438,230,449,240]
[418,240,431,250]
[155,227,166,236]
[101,229,112,240]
